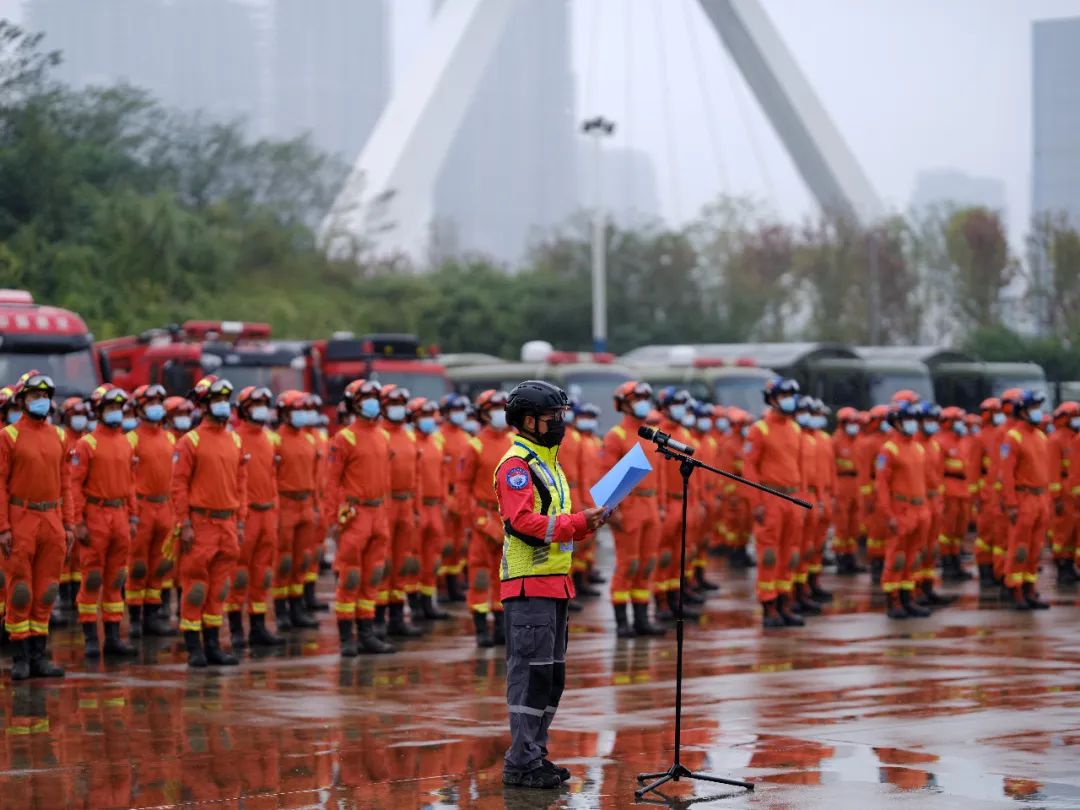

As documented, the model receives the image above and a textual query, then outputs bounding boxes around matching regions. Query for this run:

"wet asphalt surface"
[2,538,1079,809]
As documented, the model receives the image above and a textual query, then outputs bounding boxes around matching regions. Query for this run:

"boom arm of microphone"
[637,425,812,510]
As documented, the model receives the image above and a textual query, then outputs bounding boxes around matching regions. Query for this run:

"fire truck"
[311,332,451,408]
[0,289,104,397]
[97,321,315,396]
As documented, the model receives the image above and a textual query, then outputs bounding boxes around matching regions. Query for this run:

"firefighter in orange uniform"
[379,385,425,638]
[573,403,605,587]
[57,396,90,614]
[937,407,974,581]
[602,381,666,639]
[914,402,954,607]
[303,393,330,615]
[227,386,284,647]
[0,373,74,679]
[876,400,932,619]
[743,377,805,629]
[161,395,195,616]
[72,384,138,658]
[461,390,513,646]
[171,376,247,667]
[721,407,755,567]
[437,393,472,602]
[790,397,822,616]
[272,390,320,632]
[690,401,721,593]
[323,379,394,656]
[1048,401,1078,585]
[999,389,1052,610]
[860,404,892,583]
[125,384,178,639]
[808,398,834,602]
[973,398,1005,587]
[408,397,451,621]
[832,407,862,574]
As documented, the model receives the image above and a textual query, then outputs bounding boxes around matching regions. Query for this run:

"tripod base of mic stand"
[636,763,753,799]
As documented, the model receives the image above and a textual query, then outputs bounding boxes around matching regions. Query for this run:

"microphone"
[638,425,696,456]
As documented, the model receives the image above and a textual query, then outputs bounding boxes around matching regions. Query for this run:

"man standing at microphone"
[497,380,606,790]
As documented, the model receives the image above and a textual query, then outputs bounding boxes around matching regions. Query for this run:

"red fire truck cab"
[313,333,451,408]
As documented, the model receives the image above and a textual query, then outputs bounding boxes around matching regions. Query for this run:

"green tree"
[944,207,1015,333]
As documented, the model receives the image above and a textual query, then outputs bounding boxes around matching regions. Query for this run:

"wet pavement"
[2,543,1080,809]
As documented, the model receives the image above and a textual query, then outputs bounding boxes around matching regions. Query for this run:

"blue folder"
[589,442,654,512]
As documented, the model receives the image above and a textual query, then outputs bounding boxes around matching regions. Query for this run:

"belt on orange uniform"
[422,497,442,506]
[837,471,857,477]
[892,494,925,505]
[191,507,236,519]
[391,491,415,501]
[280,490,313,501]
[346,497,384,508]
[137,494,169,504]
[944,471,966,480]
[249,502,275,512]
[9,497,58,512]
[927,490,940,498]
[476,498,499,511]
[630,488,657,497]
[763,483,797,495]
[86,496,126,508]
[667,493,684,501]
[1017,486,1045,495]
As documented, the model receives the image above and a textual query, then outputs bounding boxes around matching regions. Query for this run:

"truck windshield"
[367,370,451,402]
[712,377,767,414]
[0,348,99,397]
[223,365,305,394]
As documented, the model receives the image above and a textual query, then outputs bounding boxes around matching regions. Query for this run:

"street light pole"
[582,116,615,353]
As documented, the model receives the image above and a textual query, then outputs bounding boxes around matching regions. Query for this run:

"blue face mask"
[1028,408,1043,424]
[716,417,730,432]
[102,410,123,427]
[386,405,407,423]
[360,399,380,419]
[922,421,939,435]
[289,411,307,429]
[70,414,88,432]
[6,411,21,425]
[992,412,1005,426]
[489,409,507,430]
[577,418,597,433]
[209,400,231,420]
[681,413,696,428]
[813,415,827,430]
[448,410,466,427]
[122,417,138,431]
[26,398,51,418]
[465,419,480,435]
[795,412,812,427]
[880,421,891,433]
[778,397,796,414]
[173,416,191,432]
[669,404,687,421]
[697,418,712,432]
[143,404,166,423]
[953,422,967,436]
[844,423,859,437]
[418,417,437,435]
[901,419,919,436]
[631,400,651,419]
[1072,417,1080,431]
[249,405,269,423]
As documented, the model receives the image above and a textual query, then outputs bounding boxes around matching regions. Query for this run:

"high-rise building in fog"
[1033,17,1080,227]
[431,0,578,264]
[910,169,1007,215]
[270,0,388,161]
[579,145,662,230]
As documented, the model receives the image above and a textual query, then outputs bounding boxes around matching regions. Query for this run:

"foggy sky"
[4,0,1079,250]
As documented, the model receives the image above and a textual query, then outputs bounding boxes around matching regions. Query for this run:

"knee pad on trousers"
[762,548,777,567]
[0,570,5,588]
[186,583,207,607]
[659,550,672,569]
[155,559,173,578]
[643,558,656,576]
[442,543,454,556]
[112,568,127,591]
[262,570,273,589]
[131,561,148,580]
[892,552,906,573]
[344,570,361,590]
[301,552,312,570]
[369,566,385,587]
[627,560,640,578]
[473,570,490,590]
[10,582,31,608]
[1015,546,1028,563]
[788,551,800,570]
[277,556,293,576]
[84,570,103,592]
[41,583,59,606]
[233,570,249,590]
[404,557,420,576]
[217,582,230,602]
[913,551,925,570]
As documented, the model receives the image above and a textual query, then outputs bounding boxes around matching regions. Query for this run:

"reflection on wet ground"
[2,553,1080,808]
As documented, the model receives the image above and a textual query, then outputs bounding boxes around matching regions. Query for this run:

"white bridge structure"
[322,0,883,261]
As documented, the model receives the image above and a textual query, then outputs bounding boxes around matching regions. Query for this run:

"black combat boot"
[274,598,293,631]
[870,558,884,585]
[899,588,931,618]
[473,611,494,648]
[444,573,466,602]
[614,603,635,638]
[127,605,143,639]
[776,594,805,627]
[356,618,395,654]
[836,553,858,575]
[666,589,701,621]
[228,611,247,650]
[1023,582,1050,610]
[373,605,388,639]
[103,622,137,657]
[248,613,285,647]
[388,602,424,638]
[978,563,997,588]
[632,602,666,636]
[573,570,601,598]
[337,619,358,658]
[587,566,607,584]
[10,639,30,681]
[407,591,426,622]
[82,622,101,659]
[203,626,239,666]
[289,596,319,629]
[792,583,822,615]
[143,603,177,637]
[694,567,720,592]
[654,593,674,622]
[885,592,908,619]
[420,593,450,620]
[762,600,785,629]
[1055,559,1078,587]
[184,630,207,668]
[808,573,833,603]
[28,636,64,678]
[303,581,329,612]
[492,611,506,646]
[921,579,955,606]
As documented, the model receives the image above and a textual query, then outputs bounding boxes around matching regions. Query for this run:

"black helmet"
[506,380,569,430]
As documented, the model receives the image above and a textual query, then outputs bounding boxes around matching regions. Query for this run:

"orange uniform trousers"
[4,504,65,640]
[417,500,446,598]
[942,495,969,559]
[1004,492,1050,589]
[126,497,173,607]
[77,503,130,625]
[916,493,944,584]
[334,504,389,621]
[754,498,801,603]
[467,506,503,614]
[609,495,661,606]
[1050,498,1076,562]
[864,493,887,561]
[438,509,468,579]
[833,490,860,556]
[384,496,419,605]
[655,496,684,594]
[275,496,315,601]
[882,504,930,595]
[178,513,239,633]
[225,505,276,616]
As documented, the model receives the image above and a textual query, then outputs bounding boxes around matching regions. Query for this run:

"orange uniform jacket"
[920,435,944,499]
[559,427,584,503]
[999,423,1049,508]
[322,420,391,515]
[70,427,136,519]
[857,430,888,496]
[440,424,474,514]
[416,432,446,500]
[0,420,74,531]
[815,430,835,498]
[659,418,693,501]
[833,431,860,499]
[578,432,603,507]
[462,427,513,512]
[743,410,802,510]
[385,424,419,495]
[236,422,277,506]
[716,431,743,500]
[978,424,1005,498]
[276,426,318,494]
[937,431,971,498]
[1047,429,1070,500]
[875,436,927,520]
[128,424,174,498]
[171,424,248,523]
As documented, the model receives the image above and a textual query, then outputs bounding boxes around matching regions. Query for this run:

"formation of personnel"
[2,367,1075,678]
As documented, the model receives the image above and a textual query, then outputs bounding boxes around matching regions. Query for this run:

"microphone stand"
[635,443,812,800]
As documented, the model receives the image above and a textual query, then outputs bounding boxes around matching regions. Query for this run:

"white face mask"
[901,419,919,436]
[577,418,597,433]
[992,412,1005,426]
[489,409,507,430]
[844,423,859,437]
[1072,417,1080,431]
[740,426,749,438]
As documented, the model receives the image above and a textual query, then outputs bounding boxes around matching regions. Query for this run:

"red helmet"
[890,389,920,404]
[15,370,55,400]
[940,406,965,422]
[90,384,129,413]
[1053,401,1079,421]
[727,407,750,425]
[132,384,167,406]
[276,389,307,411]
[836,406,859,423]
[613,380,652,410]
[165,396,195,417]
[344,378,381,403]
[238,386,272,408]
[475,389,508,412]
[964,413,980,427]
[380,384,410,405]
[61,396,88,416]
[407,397,437,418]
[979,397,1002,412]
[868,404,890,422]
